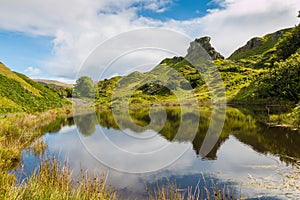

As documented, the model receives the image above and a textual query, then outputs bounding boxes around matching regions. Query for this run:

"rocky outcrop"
[270,30,284,42]
[245,37,262,49]
[186,36,224,60]
[229,29,287,60]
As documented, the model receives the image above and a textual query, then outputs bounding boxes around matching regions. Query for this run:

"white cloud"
[0,0,299,80]
[199,0,300,56]
[24,66,41,76]
[164,0,300,56]
[143,0,173,13]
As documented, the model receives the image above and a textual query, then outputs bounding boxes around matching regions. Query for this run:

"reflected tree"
[75,113,98,136]
[95,107,300,164]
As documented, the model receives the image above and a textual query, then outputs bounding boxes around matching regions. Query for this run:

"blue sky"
[137,0,221,20]
[0,0,299,82]
[0,31,53,75]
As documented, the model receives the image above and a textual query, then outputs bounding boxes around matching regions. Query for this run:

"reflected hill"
[72,106,300,165]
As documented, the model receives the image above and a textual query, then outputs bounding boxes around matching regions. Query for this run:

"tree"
[75,113,97,136]
[74,76,95,98]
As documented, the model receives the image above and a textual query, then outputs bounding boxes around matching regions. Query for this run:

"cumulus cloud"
[143,0,173,13]
[0,0,299,80]
[164,0,300,56]
[199,0,300,56]
[24,66,41,76]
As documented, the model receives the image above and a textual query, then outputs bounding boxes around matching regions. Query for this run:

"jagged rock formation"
[241,37,263,50]
[186,36,224,60]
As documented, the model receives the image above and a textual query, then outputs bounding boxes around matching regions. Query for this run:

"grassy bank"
[0,107,72,171]
[267,103,300,129]
[1,156,116,200]
[0,105,119,200]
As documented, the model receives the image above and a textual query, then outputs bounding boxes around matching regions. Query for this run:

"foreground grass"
[0,104,235,200]
[0,106,73,186]
[0,107,72,171]
[1,104,298,199]
[0,106,118,200]
[148,180,236,200]
[1,155,235,200]
[0,157,116,200]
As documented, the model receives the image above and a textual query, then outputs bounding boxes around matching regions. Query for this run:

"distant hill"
[0,62,70,113]
[34,79,73,88]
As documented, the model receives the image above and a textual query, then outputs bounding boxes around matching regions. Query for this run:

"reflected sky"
[14,120,299,199]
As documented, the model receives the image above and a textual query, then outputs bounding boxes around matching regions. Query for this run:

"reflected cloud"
[13,107,300,198]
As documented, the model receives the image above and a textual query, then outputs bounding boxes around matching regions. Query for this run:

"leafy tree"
[74,76,95,98]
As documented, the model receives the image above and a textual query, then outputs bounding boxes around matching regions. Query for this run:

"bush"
[257,53,300,101]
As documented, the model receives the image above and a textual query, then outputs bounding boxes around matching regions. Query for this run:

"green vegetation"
[43,83,73,98]
[97,76,121,105]
[0,62,41,96]
[0,23,300,199]
[0,63,70,114]
[256,53,300,101]
[276,25,300,60]
[148,177,235,200]
[0,107,72,171]
[229,29,290,61]
[74,76,96,98]
[0,108,116,200]
[93,24,300,129]
[0,156,116,200]
[95,106,300,163]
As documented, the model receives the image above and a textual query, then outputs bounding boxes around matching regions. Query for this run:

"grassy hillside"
[34,79,73,98]
[229,28,291,61]
[0,63,70,114]
[95,24,300,118]
[233,24,300,102]
[0,62,41,96]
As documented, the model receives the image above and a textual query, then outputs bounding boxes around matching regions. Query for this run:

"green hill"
[95,24,300,109]
[233,24,300,102]
[229,28,291,61]
[0,62,70,114]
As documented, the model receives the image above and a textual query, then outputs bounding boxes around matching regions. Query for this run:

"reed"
[0,156,116,200]
[148,177,236,200]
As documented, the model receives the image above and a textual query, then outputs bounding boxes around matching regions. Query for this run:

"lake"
[12,106,300,199]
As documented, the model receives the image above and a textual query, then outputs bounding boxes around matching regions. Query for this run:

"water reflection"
[14,106,300,199]
[96,107,300,163]
[74,113,97,136]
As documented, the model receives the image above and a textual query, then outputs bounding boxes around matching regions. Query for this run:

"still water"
[13,107,300,199]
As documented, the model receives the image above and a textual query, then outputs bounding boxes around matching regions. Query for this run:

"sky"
[0,0,299,83]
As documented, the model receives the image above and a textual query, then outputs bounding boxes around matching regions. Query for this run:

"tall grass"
[0,106,117,200]
[0,156,116,200]
[148,177,236,200]
[0,107,72,171]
